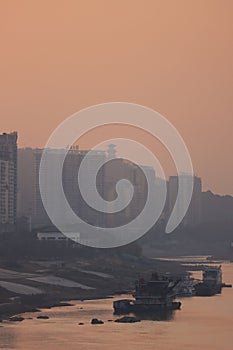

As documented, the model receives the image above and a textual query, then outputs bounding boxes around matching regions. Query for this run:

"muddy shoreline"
[0,291,118,321]
[0,256,186,321]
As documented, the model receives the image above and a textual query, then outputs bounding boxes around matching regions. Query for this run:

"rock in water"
[9,316,24,322]
[37,315,50,319]
[91,318,104,324]
[115,316,141,323]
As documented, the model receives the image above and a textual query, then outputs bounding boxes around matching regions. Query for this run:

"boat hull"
[195,282,222,296]
[113,300,181,315]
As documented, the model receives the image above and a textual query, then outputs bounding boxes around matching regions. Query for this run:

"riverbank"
[0,254,186,320]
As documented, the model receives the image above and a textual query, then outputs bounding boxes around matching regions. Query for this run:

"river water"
[0,262,233,350]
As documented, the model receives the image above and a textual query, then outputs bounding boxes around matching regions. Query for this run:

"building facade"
[18,147,107,229]
[17,146,157,235]
[0,132,18,232]
[17,148,34,219]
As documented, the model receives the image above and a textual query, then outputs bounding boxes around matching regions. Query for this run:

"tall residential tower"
[0,132,18,232]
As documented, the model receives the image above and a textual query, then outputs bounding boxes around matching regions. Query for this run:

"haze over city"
[1,0,233,195]
[1,2,233,350]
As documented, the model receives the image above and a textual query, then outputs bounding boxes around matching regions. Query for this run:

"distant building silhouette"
[17,148,34,220]
[166,174,202,227]
[18,147,107,228]
[102,159,151,227]
[17,147,156,232]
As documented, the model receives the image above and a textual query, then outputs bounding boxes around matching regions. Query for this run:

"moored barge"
[113,272,181,314]
[195,265,222,296]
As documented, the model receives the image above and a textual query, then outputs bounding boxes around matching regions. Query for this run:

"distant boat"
[172,274,196,297]
[113,272,181,315]
[195,265,222,296]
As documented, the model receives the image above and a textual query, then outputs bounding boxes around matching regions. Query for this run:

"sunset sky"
[1,0,233,195]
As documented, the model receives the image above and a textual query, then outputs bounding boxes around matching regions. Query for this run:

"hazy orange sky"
[1,0,233,195]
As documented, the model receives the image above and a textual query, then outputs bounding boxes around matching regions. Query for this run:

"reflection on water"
[0,327,16,349]
[0,262,232,350]
[131,309,176,321]
[114,307,176,321]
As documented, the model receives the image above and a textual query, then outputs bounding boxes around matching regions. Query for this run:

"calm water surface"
[0,262,233,350]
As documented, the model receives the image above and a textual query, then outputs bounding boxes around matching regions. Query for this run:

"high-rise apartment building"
[17,148,34,219]
[17,146,157,234]
[0,132,18,232]
[18,147,107,229]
